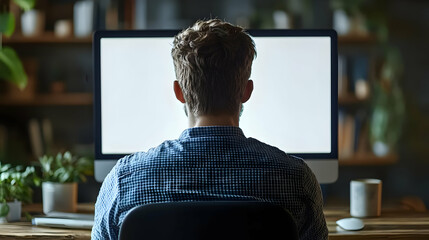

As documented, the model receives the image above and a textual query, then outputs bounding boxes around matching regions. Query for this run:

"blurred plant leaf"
[0,12,15,37]
[0,163,38,208]
[24,211,32,221]
[330,0,367,15]
[12,0,35,11]
[39,151,94,183]
[0,47,28,89]
[0,164,11,172]
[0,202,9,217]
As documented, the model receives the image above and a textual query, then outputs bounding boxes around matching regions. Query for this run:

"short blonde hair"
[171,19,256,116]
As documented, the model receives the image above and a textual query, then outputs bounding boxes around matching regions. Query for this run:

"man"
[92,19,328,240]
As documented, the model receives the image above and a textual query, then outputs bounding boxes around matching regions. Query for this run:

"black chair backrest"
[119,201,299,240]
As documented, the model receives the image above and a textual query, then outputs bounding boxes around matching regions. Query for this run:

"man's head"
[172,19,256,117]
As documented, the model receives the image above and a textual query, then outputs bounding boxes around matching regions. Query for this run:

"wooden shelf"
[338,34,377,44]
[4,33,374,45]
[338,94,368,106]
[3,32,92,44]
[0,93,93,106]
[339,153,398,166]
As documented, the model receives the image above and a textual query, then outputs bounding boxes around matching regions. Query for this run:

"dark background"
[1,0,428,207]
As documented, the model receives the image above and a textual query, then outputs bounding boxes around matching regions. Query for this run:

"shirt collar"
[179,126,245,139]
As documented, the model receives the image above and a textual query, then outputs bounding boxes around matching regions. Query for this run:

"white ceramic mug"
[350,179,382,217]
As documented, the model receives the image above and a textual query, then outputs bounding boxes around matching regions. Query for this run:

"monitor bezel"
[93,29,338,161]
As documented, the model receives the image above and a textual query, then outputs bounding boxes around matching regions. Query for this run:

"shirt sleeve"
[91,163,121,240]
[299,163,328,240]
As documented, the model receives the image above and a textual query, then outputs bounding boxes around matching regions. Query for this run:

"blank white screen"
[100,36,331,154]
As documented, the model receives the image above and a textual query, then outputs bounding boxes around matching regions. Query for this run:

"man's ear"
[174,80,186,103]
[241,80,253,103]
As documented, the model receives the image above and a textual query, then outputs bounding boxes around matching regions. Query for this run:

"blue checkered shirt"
[92,126,328,240]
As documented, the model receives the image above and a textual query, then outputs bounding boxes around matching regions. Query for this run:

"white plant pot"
[21,10,45,36]
[4,200,22,222]
[42,182,77,214]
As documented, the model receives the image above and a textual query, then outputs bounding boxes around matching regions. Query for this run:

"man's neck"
[190,114,239,127]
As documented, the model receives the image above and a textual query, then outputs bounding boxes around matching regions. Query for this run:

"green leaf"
[24,211,32,221]
[0,164,12,172]
[0,12,15,37]
[61,171,70,183]
[38,152,94,183]
[0,202,9,217]
[12,0,35,11]
[39,156,52,174]
[64,152,72,162]
[33,177,41,187]
[0,47,28,89]
[55,153,63,167]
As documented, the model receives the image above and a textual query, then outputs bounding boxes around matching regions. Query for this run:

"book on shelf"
[42,118,54,154]
[340,114,355,158]
[28,119,44,159]
[351,55,370,99]
[338,54,348,96]
[338,111,369,159]
[28,118,54,159]
[338,111,345,156]
[353,111,364,152]
[338,54,370,100]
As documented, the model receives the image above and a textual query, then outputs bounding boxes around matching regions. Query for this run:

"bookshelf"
[3,32,373,45]
[338,94,368,106]
[338,34,377,45]
[0,93,93,106]
[337,34,399,166]
[3,33,92,44]
[1,5,94,164]
[339,153,398,166]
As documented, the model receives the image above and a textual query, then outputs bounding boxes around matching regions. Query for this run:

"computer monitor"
[93,29,338,183]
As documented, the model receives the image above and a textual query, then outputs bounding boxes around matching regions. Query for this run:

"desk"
[0,222,91,240]
[325,207,429,239]
[0,205,428,239]
[0,203,93,240]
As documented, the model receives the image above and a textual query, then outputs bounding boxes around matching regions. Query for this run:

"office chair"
[119,201,299,240]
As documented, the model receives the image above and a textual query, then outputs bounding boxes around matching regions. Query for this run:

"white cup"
[350,179,382,217]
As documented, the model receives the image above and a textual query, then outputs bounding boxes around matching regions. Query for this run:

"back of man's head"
[172,19,256,116]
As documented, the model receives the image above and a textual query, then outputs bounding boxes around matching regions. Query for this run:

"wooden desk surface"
[0,222,91,240]
[0,203,93,240]
[0,204,428,239]
[325,207,429,239]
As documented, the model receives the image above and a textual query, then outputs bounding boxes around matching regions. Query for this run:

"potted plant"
[0,163,40,223]
[0,0,35,90]
[370,49,405,156]
[38,151,93,214]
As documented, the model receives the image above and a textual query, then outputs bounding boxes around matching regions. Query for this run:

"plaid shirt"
[92,126,328,240]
